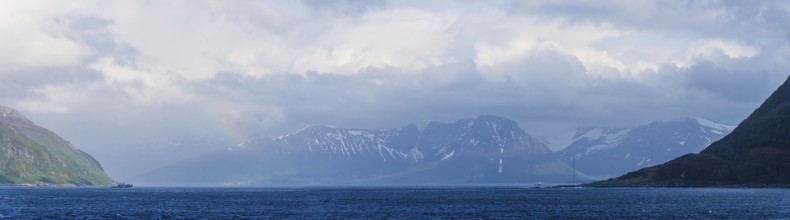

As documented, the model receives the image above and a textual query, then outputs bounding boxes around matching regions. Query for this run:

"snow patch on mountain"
[690,116,736,132]
[557,116,734,178]
[264,124,423,162]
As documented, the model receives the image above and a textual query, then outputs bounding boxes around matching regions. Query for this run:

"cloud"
[301,0,387,16]
[2,0,790,177]
[0,2,94,71]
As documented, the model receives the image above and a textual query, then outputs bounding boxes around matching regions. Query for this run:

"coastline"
[0,183,108,187]
[565,183,790,189]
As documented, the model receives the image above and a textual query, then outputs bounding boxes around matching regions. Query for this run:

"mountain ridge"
[137,115,586,186]
[590,75,790,187]
[557,116,733,178]
[0,105,113,186]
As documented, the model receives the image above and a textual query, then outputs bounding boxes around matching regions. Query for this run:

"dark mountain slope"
[591,75,790,187]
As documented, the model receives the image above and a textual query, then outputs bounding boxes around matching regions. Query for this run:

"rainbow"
[189,100,249,144]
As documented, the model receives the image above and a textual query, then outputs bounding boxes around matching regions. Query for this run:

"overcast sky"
[2,0,789,178]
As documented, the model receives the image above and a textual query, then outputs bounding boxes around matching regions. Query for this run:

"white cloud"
[13,83,96,114]
[90,57,189,105]
[1,0,785,120]
[686,40,760,61]
[292,8,458,74]
[0,2,94,71]
[1,0,789,177]
[15,99,71,114]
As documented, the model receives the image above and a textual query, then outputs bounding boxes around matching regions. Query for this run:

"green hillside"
[0,106,112,186]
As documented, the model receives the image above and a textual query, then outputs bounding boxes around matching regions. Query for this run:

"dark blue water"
[1,186,789,219]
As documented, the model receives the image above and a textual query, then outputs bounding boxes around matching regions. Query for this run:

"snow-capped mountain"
[138,115,584,186]
[418,115,551,162]
[592,74,790,187]
[264,124,423,162]
[556,117,735,178]
[391,115,575,184]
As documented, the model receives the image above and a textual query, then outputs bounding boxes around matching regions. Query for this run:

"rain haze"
[1,0,789,180]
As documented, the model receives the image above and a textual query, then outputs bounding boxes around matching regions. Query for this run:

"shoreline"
[556,183,790,189]
[1,183,788,189]
[0,183,109,188]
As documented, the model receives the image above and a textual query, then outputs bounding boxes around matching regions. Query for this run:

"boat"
[112,182,133,188]
[525,182,548,189]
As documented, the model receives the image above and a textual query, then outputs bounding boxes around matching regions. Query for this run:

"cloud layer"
[2,0,789,178]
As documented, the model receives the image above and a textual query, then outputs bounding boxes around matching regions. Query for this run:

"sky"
[2,0,790,179]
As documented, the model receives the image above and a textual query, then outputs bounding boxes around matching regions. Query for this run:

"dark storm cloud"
[186,61,498,133]
[683,60,774,103]
[183,45,773,139]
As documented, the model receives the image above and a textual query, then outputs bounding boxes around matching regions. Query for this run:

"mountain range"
[0,105,112,186]
[556,117,734,178]
[591,74,790,187]
[137,115,585,186]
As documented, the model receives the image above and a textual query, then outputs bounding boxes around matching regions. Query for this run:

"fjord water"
[1,187,788,219]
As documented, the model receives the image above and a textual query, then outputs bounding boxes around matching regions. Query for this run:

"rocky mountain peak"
[416,115,550,163]
[0,105,35,127]
[138,114,581,185]
[467,115,522,134]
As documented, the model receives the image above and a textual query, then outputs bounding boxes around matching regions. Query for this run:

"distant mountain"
[556,117,734,178]
[0,105,112,186]
[379,115,579,184]
[138,115,585,186]
[591,75,790,187]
